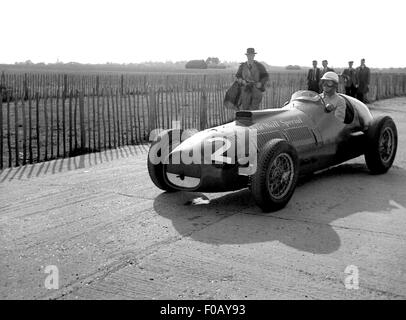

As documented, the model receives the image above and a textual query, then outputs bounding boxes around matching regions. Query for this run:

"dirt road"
[1,97,406,300]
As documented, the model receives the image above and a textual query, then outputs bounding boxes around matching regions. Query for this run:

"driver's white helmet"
[321,71,339,83]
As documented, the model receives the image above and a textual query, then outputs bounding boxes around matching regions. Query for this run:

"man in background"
[356,58,371,103]
[341,61,358,97]
[320,60,335,77]
[320,60,334,92]
[307,60,321,93]
[235,48,269,110]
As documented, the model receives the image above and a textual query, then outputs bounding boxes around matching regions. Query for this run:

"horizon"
[1,0,405,69]
[3,60,405,71]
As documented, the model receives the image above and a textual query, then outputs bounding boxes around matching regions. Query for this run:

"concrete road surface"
[1,97,406,300]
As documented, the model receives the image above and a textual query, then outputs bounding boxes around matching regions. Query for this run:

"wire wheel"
[250,139,299,212]
[379,127,395,163]
[266,152,295,200]
[365,115,397,174]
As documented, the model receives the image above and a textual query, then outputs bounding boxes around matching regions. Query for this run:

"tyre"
[147,129,182,192]
[364,116,397,174]
[250,139,299,212]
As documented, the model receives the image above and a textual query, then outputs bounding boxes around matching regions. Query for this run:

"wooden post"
[22,97,27,165]
[169,87,174,129]
[7,94,12,167]
[176,85,182,129]
[50,90,54,159]
[35,92,40,163]
[0,92,3,169]
[200,76,208,130]
[111,88,116,148]
[87,93,91,149]
[106,88,112,148]
[79,90,86,149]
[144,81,150,140]
[156,87,161,129]
[174,84,179,125]
[138,91,146,141]
[148,89,156,135]
[97,89,101,150]
[133,92,139,142]
[118,88,124,146]
[166,76,172,129]
[28,91,33,164]
[127,93,134,144]
[74,90,78,150]
[375,74,380,101]
[209,81,214,128]
[92,88,96,150]
[96,75,100,96]
[14,98,19,166]
[23,73,28,101]
[115,89,123,147]
[0,71,5,88]
[200,89,208,131]
[101,88,106,150]
[68,90,73,155]
[56,75,60,158]
[62,81,66,157]
[44,89,49,161]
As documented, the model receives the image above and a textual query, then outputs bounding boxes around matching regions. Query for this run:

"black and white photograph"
[1,0,405,306]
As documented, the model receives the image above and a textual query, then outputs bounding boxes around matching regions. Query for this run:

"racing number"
[207,137,232,164]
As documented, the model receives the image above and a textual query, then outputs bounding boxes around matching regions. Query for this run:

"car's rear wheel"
[147,129,182,192]
[364,116,397,174]
[250,139,299,212]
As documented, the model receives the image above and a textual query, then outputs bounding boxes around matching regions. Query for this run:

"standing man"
[307,60,321,93]
[235,48,269,110]
[320,60,335,77]
[341,61,358,97]
[320,60,334,92]
[356,58,371,103]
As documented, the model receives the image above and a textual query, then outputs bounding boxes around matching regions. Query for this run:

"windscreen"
[290,90,323,103]
[285,90,325,122]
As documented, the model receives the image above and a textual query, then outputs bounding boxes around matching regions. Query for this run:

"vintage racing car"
[147,90,397,212]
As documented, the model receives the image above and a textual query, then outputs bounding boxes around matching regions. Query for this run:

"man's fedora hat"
[245,48,257,55]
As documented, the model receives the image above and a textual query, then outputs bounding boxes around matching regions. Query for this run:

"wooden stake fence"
[1,72,406,168]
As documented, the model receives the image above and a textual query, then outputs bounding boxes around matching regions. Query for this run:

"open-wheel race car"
[147,90,397,212]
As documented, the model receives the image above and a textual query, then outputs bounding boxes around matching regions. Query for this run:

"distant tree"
[285,65,301,70]
[185,60,208,69]
[206,57,220,65]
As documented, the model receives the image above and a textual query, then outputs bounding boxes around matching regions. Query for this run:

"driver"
[319,71,346,122]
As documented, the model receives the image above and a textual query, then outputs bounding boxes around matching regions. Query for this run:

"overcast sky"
[1,0,404,68]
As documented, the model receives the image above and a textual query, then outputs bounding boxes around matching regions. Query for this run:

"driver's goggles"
[321,80,336,87]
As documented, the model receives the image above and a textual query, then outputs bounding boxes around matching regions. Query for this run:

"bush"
[286,65,301,70]
[185,60,208,69]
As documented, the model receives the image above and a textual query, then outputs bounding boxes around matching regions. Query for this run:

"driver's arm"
[334,97,347,122]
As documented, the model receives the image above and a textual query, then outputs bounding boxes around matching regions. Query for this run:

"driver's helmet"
[320,71,339,83]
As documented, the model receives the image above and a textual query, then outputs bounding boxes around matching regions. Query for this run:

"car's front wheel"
[250,139,299,212]
[364,116,397,174]
[147,129,182,192]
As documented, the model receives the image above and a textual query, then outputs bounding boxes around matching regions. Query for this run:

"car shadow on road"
[153,162,406,255]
